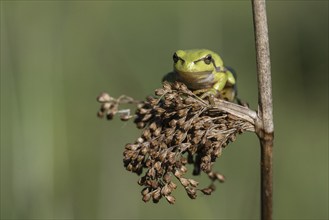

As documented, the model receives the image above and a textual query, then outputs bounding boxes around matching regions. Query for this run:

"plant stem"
[251,0,274,220]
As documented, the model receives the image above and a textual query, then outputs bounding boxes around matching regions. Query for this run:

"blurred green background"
[1,1,328,219]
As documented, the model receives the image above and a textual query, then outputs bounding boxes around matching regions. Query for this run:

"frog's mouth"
[175,70,214,90]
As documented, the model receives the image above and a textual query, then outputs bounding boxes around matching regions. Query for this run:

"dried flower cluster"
[97,82,254,204]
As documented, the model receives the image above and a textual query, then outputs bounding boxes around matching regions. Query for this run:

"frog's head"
[173,49,224,80]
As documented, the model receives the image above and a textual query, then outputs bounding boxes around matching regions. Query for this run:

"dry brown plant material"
[97,81,255,204]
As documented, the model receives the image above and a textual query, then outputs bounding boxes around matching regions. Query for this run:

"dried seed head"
[160,184,172,196]
[101,102,112,111]
[172,81,181,90]
[208,171,225,183]
[176,116,187,126]
[137,176,147,186]
[150,180,159,189]
[136,137,144,143]
[165,195,176,204]
[180,156,188,165]
[137,155,144,162]
[142,129,152,140]
[154,106,166,114]
[152,188,162,203]
[136,122,145,129]
[168,181,177,190]
[179,83,188,91]
[141,187,150,196]
[97,111,105,118]
[162,81,172,92]
[201,185,215,195]
[154,161,162,172]
[155,88,166,96]
[163,172,171,183]
[215,173,225,183]
[139,107,151,115]
[147,167,156,179]
[141,113,152,122]
[174,130,186,144]
[167,152,176,165]
[147,96,158,105]
[149,122,157,131]
[153,127,162,136]
[169,119,177,127]
[186,187,197,199]
[97,92,112,103]
[142,193,152,203]
[140,146,148,155]
[188,179,199,187]
[97,82,253,203]
[125,144,139,151]
[106,113,114,120]
[159,150,168,162]
[179,177,190,187]
[174,169,182,178]
[180,165,188,174]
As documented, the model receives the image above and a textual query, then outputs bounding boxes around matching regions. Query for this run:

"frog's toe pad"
[200,89,217,99]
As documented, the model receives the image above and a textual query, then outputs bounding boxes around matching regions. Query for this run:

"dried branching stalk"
[252,0,274,219]
[97,81,259,204]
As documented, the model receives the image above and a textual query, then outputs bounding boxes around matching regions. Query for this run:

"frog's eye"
[173,53,179,63]
[204,54,212,65]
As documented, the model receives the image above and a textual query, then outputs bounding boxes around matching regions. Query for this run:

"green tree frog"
[163,49,237,101]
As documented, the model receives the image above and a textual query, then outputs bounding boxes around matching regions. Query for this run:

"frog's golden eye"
[173,53,179,63]
[204,54,212,65]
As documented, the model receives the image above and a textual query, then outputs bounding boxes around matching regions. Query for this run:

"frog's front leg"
[192,88,217,105]
[198,88,217,99]
[193,88,212,95]
[213,72,228,92]
[196,72,228,99]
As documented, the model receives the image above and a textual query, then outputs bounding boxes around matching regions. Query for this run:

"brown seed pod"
[186,187,197,199]
[142,193,152,203]
[165,195,176,204]
[160,184,172,196]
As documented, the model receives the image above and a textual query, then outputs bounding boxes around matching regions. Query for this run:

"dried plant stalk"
[252,0,274,219]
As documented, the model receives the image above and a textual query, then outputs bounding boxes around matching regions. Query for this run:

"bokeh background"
[1,1,328,219]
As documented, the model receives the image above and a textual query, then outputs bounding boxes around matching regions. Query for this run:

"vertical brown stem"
[260,136,273,220]
[251,0,274,220]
